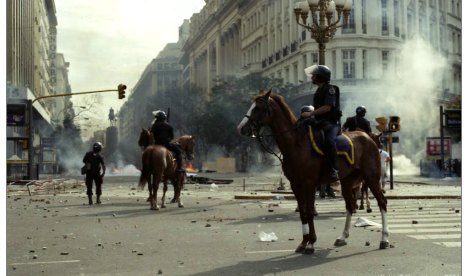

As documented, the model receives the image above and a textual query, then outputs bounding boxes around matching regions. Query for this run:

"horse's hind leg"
[367,180,389,249]
[161,178,168,208]
[151,173,162,210]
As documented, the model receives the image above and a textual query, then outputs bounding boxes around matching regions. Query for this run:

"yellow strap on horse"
[307,126,355,165]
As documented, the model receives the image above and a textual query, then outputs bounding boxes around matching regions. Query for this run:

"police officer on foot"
[301,64,342,185]
[151,110,185,173]
[83,142,106,205]
[343,106,372,134]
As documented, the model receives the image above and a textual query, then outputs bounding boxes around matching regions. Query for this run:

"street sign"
[444,109,461,129]
[379,135,399,144]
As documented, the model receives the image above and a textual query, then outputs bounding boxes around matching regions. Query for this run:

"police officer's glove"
[301,117,316,127]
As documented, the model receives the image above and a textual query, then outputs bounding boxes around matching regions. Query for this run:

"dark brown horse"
[237,90,389,253]
[137,128,195,210]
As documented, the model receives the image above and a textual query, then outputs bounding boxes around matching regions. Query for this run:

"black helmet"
[153,110,167,120]
[93,142,103,152]
[356,106,366,117]
[312,65,331,82]
[300,105,314,113]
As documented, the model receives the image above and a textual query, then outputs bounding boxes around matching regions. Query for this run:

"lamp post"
[294,0,352,65]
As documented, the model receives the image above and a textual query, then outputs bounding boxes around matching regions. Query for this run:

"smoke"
[341,37,448,169]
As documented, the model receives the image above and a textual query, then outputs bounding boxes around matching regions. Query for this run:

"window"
[381,0,389,35]
[394,0,400,37]
[362,0,367,34]
[382,50,389,72]
[342,49,355,79]
[312,53,318,64]
[342,2,356,34]
[362,50,367,79]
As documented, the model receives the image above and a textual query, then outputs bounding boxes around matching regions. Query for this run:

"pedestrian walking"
[379,146,391,192]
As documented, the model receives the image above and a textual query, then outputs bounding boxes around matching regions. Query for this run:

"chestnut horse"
[137,128,195,210]
[237,90,389,253]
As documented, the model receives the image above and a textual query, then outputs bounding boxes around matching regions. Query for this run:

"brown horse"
[237,90,389,253]
[351,132,382,213]
[137,128,195,210]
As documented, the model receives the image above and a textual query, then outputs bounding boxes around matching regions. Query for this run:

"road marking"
[246,249,295,254]
[390,228,461,233]
[11,260,81,266]
[407,234,461,240]
[433,241,461,247]
[374,222,461,228]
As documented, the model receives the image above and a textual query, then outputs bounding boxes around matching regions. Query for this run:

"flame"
[186,162,197,172]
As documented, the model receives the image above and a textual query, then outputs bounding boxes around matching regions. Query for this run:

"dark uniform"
[313,83,342,177]
[343,116,372,133]
[83,143,105,205]
[151,111,184,172]
[302,65,342,182]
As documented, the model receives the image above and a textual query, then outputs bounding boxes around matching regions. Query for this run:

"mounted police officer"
[151,110,185,173]
[83,142,106,205]
[301,65,342,184]
[342,106,372,134]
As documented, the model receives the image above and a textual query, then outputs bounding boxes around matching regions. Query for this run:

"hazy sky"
[54,0,205,138]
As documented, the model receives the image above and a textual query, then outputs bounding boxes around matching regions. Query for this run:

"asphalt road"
[6,174,462,275]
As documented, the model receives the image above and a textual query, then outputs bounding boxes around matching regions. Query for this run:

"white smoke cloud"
[342,37,448,171]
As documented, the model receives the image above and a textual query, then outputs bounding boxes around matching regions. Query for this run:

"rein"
[243,98,299,164]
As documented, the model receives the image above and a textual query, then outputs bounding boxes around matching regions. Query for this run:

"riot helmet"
[356,106,366,117]
[304,64,331,82]
[152,110,167,120]
[93,142,103,153]
[300,105,314,113]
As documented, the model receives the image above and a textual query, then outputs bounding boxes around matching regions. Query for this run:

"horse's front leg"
[304,197,317,254]
[175,174,184,208]
[294,194,310,254]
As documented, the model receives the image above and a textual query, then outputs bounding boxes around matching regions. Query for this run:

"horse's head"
[138,128,153,148]
[176,135,195,160]
[237,90,274,137]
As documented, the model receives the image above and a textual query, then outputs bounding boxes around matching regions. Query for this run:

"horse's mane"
[256,92,297,125]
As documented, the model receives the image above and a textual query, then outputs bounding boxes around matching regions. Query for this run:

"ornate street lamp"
[294,0,352,65]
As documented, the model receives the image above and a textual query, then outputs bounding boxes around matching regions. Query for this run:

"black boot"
[330,168,339,182]
[176,154,185,173]
[326,184,336,198]
[88,195,93,205]
[96,195,101,204]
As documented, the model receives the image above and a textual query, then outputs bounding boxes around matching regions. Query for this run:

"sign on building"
[426,137,451,160]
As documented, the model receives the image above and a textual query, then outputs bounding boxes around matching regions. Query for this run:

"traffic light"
[375,117,387,133]
[118,84,127,99]
[388,116,400,132]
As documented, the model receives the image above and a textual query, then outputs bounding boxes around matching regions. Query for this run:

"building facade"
[182,0,461,103]
[6,0,73,179]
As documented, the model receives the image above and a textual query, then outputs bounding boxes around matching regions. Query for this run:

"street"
[6,174,461,275]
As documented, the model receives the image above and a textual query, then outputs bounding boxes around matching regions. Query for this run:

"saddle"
[307,125,355,165]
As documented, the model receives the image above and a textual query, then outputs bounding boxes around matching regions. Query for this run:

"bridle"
[243,96,297,164]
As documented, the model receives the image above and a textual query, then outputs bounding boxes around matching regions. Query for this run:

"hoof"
[303,244,315,255]
[366,208,372,213]
[379,241,389,249]
[314,211,318,216]
[161,204,167,208]
[359,205,364,210]
[178,203,184,208]
[334,239,347,247]
[295,244,306,253]
[170,198,177,203]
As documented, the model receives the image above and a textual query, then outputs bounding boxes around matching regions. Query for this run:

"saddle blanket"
[308,126,355,165]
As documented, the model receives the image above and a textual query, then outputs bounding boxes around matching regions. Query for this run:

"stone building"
[6,0,73,178]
